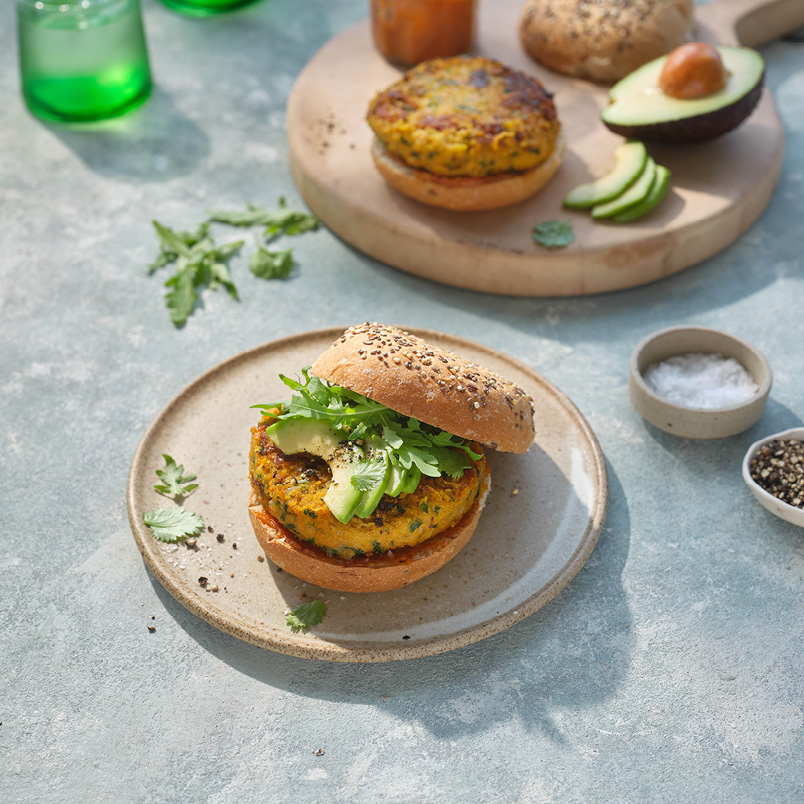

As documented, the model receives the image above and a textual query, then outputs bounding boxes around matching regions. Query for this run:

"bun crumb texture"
[519,0,694,84]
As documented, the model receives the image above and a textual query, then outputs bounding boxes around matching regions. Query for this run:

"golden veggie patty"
[249,422,486,559]
[367,56,560,177]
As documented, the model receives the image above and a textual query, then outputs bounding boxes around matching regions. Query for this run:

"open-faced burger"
[248,323,535,593]
[366,57,565,211]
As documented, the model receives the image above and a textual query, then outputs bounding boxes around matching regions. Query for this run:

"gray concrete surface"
[1,1,803,802]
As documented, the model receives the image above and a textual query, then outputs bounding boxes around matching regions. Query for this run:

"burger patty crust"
[367,56,560,178]
[249,423,487,559]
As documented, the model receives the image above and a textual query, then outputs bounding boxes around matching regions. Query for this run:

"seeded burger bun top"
[310,323,535,453]
[519,0,694,84]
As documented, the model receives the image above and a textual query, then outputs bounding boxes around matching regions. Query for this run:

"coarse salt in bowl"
[629,326,772,439]
[742,428,804,528]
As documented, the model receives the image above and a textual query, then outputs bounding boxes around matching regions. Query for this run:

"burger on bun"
[248,324,535,593]
[366,57,565,211]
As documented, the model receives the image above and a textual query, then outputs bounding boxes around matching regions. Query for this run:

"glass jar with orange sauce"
[370,0,475,67]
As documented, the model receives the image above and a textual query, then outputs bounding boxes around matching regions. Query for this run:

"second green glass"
[158,0,261,17]
[17,0,151,123]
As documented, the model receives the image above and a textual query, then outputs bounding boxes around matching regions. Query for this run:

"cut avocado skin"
[563,140,647,209]
[601,46,765,143]
[592,157,658,219]
[612,165,672,222]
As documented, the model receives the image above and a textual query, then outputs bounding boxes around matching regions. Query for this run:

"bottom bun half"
[371,135,566,212]
[248,465,491,594]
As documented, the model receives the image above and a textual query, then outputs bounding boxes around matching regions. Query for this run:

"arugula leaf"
[154,454,198,497]
[532,220,574,249]
[249,246,294,280]
[207,199,320,239]
[264,198,321,238]
[255,368,481,520]
[209,262,239,299]
[150,221,244,327]
[206,204,274,227]
[285,600,327,633]
[143,507,204,543]
[164,263,199,327]
[149,221,211,274]
[152,221,193,262]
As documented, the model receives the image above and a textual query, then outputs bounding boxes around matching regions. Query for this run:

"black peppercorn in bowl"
[742,427,804,528]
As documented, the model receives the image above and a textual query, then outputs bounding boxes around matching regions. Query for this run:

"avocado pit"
[659,43,728,101]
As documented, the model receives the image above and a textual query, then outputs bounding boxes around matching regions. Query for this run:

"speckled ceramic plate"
[127,328,607,662]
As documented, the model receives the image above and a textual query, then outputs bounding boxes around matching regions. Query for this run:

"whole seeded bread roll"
[519,0,694,84]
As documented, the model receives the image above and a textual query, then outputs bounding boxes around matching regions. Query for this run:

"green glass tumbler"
[17,0,152,123]
[158,0,261,18]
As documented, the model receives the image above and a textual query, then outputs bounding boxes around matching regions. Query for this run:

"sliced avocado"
[592,157,658,220]
[400,465,421,495]
[563,140,647,209]
[324,445,365,524]
[601,46,765,143]
[265,418,340,458]
[612,165,672,222]
[354,457,392,519]
[385,463,407,497]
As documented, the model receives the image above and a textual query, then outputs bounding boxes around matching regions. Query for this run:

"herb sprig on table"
[148,199,320,327]
[143,455,204,543]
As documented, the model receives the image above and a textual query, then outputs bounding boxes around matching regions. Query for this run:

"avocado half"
[601,46,765,143]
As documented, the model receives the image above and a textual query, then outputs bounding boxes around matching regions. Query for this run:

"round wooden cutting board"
[287,0,803,296]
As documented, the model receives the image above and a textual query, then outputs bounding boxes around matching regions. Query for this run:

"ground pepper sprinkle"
[749,439,804,509]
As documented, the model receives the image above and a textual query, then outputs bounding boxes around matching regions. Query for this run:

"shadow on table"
[44,86,209,182]
[149,462,633,743]
[640,396,802,465]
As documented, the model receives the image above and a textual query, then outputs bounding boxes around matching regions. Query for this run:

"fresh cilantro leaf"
[532,220,574,249]
[351,457,389,492]
[143,507,204,543]
[285,600,327,633]
[154,454,198,497]
[249,246,294,280]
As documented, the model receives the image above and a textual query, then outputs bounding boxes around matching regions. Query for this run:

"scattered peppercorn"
[198,576,208,586]
[749,439,804,508]
[257,555,265,562]
[147,625,156,633]
[216,534,225,542]
[232,543,237,549]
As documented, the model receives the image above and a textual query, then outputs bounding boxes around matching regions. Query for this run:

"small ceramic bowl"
[629,326,772,439]
[742,427,804,528]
